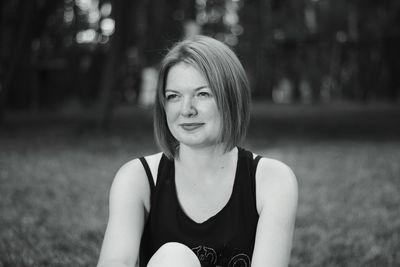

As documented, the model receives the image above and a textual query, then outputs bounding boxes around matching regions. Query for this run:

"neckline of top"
[170,147,244,226]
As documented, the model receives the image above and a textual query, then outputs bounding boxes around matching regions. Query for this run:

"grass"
[1,102,400,266]
[266,142,400,266]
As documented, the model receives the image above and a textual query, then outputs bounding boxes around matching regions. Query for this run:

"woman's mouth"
[180,123,204,131]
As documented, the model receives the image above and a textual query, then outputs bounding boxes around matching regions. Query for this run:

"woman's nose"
[180,97,198,117]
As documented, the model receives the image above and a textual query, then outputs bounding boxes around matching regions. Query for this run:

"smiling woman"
[154,36,250,159]
[164,62,222,151]
[97,35,298,267]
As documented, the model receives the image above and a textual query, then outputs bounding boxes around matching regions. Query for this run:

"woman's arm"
[251,158,298,267]
[97,159,151,267]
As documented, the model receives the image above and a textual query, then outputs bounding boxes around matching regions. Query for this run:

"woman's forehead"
[165,62,209,91]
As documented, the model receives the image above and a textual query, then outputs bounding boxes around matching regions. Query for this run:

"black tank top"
[139,147,261,267]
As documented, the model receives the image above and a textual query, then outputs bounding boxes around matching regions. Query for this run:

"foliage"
[1,0,399,123]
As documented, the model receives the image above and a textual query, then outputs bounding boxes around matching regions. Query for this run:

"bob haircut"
[154,35,250,159]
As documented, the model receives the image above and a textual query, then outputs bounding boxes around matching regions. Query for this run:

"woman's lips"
[180,123,204,131]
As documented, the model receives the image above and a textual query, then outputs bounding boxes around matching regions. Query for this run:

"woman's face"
[164,62,222,150]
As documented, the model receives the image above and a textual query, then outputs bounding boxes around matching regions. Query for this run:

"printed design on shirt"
[227,253,250,267]
[191,245,218,265]
[191,245,251,267]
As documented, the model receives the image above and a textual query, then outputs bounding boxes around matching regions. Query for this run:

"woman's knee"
[147,242,201,267]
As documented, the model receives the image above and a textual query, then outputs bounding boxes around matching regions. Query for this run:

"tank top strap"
[237,147,262,173]
[237,147,262,203]
[253,155,262,173]
[156,153,173,183]
[139,157,155,192]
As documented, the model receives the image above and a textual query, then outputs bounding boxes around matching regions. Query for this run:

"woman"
[97,35,298,267]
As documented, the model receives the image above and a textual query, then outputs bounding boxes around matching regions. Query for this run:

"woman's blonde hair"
[154,35,250,158]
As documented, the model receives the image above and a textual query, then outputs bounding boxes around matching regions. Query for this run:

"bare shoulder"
[109,153,161,211]
[250,156,298,266]
[256,157,297,188]
[113,152,162,188]
[98,155,161,266]
[255,157,298,214]
[110,159,148,202]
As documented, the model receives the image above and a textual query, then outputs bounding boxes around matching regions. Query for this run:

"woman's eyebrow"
[194,85,210,91]
[165,85,209,92]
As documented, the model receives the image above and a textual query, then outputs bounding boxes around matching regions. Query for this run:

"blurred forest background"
[1,0,400,125]
[1,0,400,266]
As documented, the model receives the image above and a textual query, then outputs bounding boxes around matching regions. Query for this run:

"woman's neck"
[176,145,238,172]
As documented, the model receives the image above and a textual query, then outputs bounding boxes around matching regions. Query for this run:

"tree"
[95,0,134,128]
[1,0,62,123]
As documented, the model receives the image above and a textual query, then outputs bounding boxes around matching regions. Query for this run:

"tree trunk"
[0,0,5,123]
[0,0,61,122]
[1,1,35,122]
[95,0,133,128]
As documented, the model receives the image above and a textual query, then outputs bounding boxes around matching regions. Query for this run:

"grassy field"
[1,102,400,266]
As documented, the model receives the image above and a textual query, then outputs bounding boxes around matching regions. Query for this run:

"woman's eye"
[166,94,178,101]
[197,91,211,97]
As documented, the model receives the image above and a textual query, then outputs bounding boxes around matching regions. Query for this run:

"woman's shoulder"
[109,152,163,206]
[253,154,298,213]
[255,156,297,187]
[256,155,294,173]
[245,148,297,192]
[117,152,163,178]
